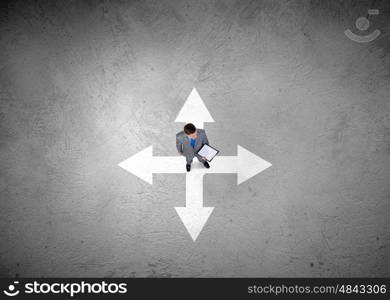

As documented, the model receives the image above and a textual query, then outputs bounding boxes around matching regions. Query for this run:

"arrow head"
[237,145,272,184]
[175,206,214,241]
[175,88,214,129]
[118,146,153,184]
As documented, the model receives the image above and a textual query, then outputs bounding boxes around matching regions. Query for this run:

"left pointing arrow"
[118,146,186,184]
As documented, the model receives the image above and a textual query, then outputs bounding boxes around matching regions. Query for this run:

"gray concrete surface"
[0,0,389,277]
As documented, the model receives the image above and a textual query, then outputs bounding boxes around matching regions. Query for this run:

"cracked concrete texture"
[0,0,389,277]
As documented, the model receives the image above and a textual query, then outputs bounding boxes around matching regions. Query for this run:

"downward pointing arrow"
[175,172,214,241]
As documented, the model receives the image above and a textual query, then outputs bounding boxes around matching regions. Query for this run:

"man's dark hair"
[184,123,196,135]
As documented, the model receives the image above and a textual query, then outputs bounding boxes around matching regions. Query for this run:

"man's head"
[184,123,197,139]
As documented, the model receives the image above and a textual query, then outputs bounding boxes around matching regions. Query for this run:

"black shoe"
[203,161,210,168]
[186,164,191,172]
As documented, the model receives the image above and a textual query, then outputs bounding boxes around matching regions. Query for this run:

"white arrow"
[119,88,271,241]
[118,146,185,184]
[175,172,214,241]
[206,145,272,184]
[174,88,214,129]
[118,145,272,241]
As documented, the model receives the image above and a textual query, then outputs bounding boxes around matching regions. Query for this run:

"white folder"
[197,144,219,162]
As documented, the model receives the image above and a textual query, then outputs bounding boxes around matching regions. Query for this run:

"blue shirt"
[189,137,196,148]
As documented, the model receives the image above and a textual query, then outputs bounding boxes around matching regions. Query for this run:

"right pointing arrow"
[209,145,272,184]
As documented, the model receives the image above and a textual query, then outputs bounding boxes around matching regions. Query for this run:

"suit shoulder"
[198,129,206,134]
[176,131,184,138]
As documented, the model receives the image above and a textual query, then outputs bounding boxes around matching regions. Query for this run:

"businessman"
[176,123,210,172]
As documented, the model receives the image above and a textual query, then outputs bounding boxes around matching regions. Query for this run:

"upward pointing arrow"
[175,88,214,129]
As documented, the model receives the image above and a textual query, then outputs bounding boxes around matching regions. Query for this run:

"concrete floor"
[0,0,389,277]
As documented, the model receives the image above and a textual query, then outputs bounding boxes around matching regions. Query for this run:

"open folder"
[196,144,220,162]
